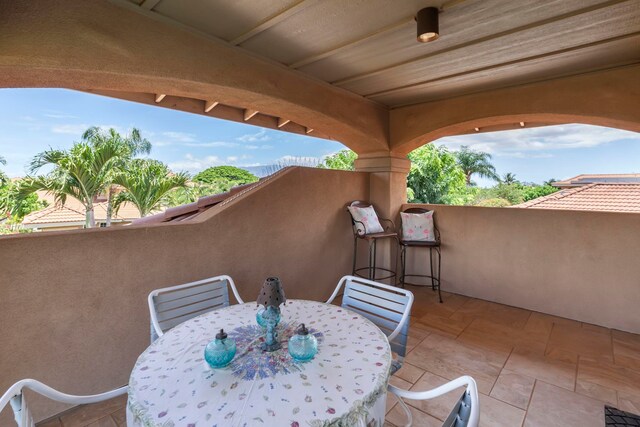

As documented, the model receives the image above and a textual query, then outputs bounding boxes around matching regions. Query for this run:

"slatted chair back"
[326,275,413,364]
[0,379,127,427]
[148,275,242,341]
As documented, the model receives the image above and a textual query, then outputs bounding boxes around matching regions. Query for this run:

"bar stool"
[347,201,398,283]
[399,207,442,303]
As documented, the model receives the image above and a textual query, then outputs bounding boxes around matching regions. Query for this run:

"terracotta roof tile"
[22,201,141,226]
[515,184,640,213]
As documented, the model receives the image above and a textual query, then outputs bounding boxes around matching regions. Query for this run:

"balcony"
[2,1,640,425]
[1,167,639,426]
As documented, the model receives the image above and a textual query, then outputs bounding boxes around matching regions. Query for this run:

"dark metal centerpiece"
[256,277,286,352]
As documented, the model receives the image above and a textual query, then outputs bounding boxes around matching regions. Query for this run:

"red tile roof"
[516,183,640,213]
[22,201,141,226]
[553,174,640,188]
[131,174,280,225]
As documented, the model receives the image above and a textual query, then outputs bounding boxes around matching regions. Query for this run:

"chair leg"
[436,246,443,303]
[368,240,375,280]
[372,239,378,280]
[352,236,358,276]
[396,396,413,427]
[429,247,436,291]
[400,245,406,288]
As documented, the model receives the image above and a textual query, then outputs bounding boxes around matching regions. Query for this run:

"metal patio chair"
[399,207,442,303]
[347,201,399,283]
[326,275,414,375]
[148,275,243,342]
[0,379,126,427]
[389,375,480,427]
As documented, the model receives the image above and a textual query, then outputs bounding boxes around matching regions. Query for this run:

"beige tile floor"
[38,287,640,426]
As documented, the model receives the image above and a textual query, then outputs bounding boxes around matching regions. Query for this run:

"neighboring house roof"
[22,201,141,228]
[552,174,640,188]
[132,172,285,226]
[132,182,258,225]
[516,183,640,213]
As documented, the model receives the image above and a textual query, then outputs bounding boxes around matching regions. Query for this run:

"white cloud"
[437,124,640,157]
[226,156,238,163]
[162,131,197,143]
[184,141,239,148]
[51,124,90,135]
[44,113,78,119]
[168,154,221,172]
[237,129,271,143]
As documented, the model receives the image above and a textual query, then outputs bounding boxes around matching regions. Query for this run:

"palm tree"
[81,127,151,226]
[113,159,188,217]
[502,172,518,184]
[0,155,7,186]
[20,141,121,228]
[455,145,499,185]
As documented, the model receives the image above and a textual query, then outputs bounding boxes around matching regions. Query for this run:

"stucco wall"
[404,204,640,334]
[0,167,369,423]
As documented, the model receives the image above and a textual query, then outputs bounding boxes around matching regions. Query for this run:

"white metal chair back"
[326,275,413,371]
[148,275,243,342]
[0,379,127,427]
[388,375,479,427]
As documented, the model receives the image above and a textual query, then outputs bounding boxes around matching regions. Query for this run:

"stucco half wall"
[0,167,369,423]
[405,204,640,334]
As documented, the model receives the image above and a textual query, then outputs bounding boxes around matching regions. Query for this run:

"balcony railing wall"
[0,167,369,423]
[404,203,640,334]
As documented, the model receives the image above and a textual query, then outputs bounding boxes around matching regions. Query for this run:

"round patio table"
[126,299,392,427]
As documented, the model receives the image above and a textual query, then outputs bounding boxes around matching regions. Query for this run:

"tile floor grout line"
[574,354,580,392]
[522,379,539,425]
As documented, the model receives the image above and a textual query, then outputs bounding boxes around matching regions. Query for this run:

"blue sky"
[0,88,639,186]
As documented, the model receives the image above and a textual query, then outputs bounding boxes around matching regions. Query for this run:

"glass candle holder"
[256,306,280,328]
[288,323,318,362]
[204,329,236,368]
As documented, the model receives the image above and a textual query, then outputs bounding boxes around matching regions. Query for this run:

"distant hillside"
[237,165,273,178]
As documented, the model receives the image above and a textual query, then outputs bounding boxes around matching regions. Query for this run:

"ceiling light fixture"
[416,7,439,43]
[474,127,480,132]
[519,121,525,127]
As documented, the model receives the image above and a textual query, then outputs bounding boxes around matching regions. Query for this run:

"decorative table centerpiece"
[256,277,286,352]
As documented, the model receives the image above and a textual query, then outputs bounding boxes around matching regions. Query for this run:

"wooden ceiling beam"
[364,32,640,100]
[277,118,291,128]
[229,0,317,46]
[204,100,219,112]
[244,109,259,121]
[140,0,162,11]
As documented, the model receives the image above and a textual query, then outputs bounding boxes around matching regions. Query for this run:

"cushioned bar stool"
[347,201,399,283]
[399,207,442,303]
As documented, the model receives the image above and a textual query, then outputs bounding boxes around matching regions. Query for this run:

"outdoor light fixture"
[416,7,439,43]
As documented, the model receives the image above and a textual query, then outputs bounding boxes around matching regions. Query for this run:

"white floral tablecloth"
[127,299,392,427]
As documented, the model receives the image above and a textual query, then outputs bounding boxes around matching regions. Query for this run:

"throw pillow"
[401,211,435,241]
[347,205,384,235]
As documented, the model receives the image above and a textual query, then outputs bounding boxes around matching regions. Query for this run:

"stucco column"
[354,155,411,283]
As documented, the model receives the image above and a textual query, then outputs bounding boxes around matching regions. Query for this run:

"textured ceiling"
[123,0,640,107]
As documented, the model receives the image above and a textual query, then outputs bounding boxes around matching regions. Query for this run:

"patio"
[2,1,640,425]
[36,286,640,427]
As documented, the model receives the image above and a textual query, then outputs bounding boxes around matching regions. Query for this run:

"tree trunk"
[466,173,472,185]
[106,186,114,227]
[85,205,95,228]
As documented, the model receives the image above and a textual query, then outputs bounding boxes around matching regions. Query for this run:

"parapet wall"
[404,203,640,334]
[0,167,369,423]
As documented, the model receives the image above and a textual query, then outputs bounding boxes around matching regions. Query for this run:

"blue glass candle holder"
[204,329,236,368]
[288,323,318,362]
[256,306,281,328]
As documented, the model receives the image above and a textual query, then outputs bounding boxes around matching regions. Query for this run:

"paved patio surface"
[38,287,640,426]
